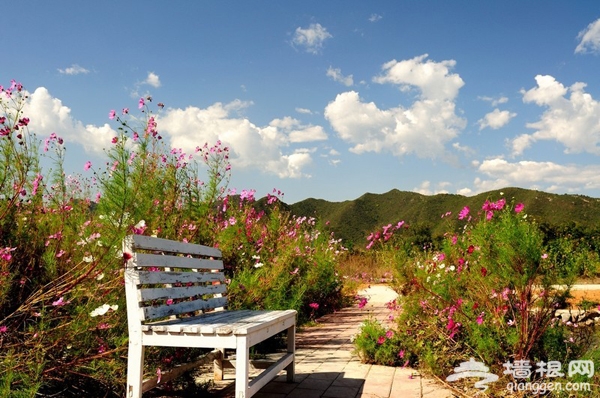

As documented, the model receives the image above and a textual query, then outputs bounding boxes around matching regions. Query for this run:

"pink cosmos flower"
[476,312,485,325]
[377,336,386,345]
[385,330,394,339]
[515,203,525,213]
[398,350,405,358]
[138,97,145,109]
[458,206,470,220]
[84,161,92,171]
[357,296,368,308]
[309,302,319,310]
[0,325,7,333]
[52,296,70,307]
[108,110,116,120]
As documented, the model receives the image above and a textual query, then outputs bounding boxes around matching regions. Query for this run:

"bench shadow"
[214,370,365,398]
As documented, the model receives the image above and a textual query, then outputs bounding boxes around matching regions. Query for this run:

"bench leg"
[214,347,225,381]
[126,342,145,398]
[235,337,250,398]
[286,325,295,383]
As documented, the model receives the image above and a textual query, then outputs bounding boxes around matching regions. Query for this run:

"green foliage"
[356,198,599,395]
[289,187,600,253]
[0,84,347,397]
[353,318,408,366]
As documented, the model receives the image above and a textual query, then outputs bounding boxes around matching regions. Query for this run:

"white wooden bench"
[123,235,296,398]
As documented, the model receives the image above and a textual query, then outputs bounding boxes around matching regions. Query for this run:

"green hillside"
[288,187,600,248]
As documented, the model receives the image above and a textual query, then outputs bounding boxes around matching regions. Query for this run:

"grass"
[337,253,394,296]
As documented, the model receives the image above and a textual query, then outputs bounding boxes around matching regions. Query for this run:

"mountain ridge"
[284,187,600,247]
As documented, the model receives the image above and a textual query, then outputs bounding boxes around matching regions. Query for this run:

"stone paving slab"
[208,285,457,398]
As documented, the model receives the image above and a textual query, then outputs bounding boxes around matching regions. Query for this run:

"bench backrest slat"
[138,284,227,302]
[131,234,222,257]
[136,271,225,285]
[134,252,223,270]
[123,235,228,324]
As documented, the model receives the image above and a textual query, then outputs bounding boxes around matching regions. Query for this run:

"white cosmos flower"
[90,304,119,317]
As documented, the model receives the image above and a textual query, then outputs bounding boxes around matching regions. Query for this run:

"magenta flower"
[515,203,525,213]
[398,350,405,358]
[458,206,470,220]
[52,296,70,307]
[108,110,116,120]
[309,302,319,310]
[357,296,368,308]
[377,336,385,345]
[84,161,92,171]
[138,97,145,109]
[476,312,485,325]
[385,330,394,339]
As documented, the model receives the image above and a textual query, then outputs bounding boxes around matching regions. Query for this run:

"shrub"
[0,82,346,396]
[356,197,599,394]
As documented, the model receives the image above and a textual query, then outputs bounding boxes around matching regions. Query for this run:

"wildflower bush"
[354,198,599,394]
[0,81,346,397]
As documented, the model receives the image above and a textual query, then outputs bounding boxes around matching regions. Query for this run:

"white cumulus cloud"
[295,107,313,115]
[575,18,600,54]
[325,55,466,160]
[326,66,354,86]
[510,75,600,156]
[478,108,516,130]
[25,87,116,156]
[478,95,508,107]
[159,101,327,178]
[291,23,332,54]
[372,54,464,101]
[58,64,90,75]
[368,14,382,22]
[145,72,161,88]
[474,157,600,193]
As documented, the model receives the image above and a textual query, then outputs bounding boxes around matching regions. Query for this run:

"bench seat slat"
[137,271,225,285]
[218,310,297,335]
[141,310,295,335]
[138,284,227,302]
[141,310,256,333]
[131,235,221,257]
[134,253,223,270]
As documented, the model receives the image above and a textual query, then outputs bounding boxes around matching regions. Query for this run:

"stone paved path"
[212,285,458,398]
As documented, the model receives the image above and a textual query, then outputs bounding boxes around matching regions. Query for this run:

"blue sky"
[4,1,600,203]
